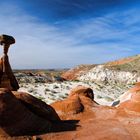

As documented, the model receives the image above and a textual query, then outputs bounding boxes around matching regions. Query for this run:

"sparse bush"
[48,92,55,96]
[132,70,137,73]
[59,95,66,99]
[33,91,38,95]
[20,84,24,87]
[104,96,114,102]
[65,93,69,96]
[34,85,38,87]
[28,88,34,93]
[53,85,59,89]
[97,95,103,99]
[37,96,45,101]
[49,97,56,101]
[45,88,50,92]
[51,90,57,93]
[73,80,80,82]
[66,86,70,90]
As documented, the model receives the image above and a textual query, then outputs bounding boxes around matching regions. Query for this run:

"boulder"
[51,86,98,116]
[69,85,94,100]
[0,89,58,136]
[51,96,84,115]
[13,91,60,122]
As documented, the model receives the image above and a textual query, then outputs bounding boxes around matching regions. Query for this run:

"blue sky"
[0,0,140,69]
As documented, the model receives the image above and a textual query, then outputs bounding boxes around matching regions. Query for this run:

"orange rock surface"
[118,82,140,112]
[105,55,138,66]
[13,91,60,122]
[0,89,78,139]
[51,86,98,118]
[0,85,140,140]
[0,88,56,137]
[41,85,140,140]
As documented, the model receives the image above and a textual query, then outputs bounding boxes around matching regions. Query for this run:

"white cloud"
[0,3,139,69]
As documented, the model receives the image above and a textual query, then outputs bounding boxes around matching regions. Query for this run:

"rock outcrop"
[39,84,140,140]
[118,82,140,112]
[0,88,78,138]
[13,91,60,122]
[0,35,19,91]
[0,55,19,90]
[1,84,140,140]
[0,88,56,136]
[69,86,94,100]
[0,34,77,138]
[51,86,98,118]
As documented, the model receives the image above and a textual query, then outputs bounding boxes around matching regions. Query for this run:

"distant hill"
[14,69,67,83]
[62,55,140,84]
[62,64,96,80]
[105,55,140,73]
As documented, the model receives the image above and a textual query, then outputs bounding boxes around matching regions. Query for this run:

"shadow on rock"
[50,120,80,133]
[0,89,79,137]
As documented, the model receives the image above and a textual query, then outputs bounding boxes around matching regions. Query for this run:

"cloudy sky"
[0,0,140,69]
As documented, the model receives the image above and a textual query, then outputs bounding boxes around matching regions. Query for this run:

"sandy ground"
[18,81,119,106]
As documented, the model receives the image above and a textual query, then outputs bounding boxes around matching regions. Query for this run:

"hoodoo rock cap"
[0,34,15,45]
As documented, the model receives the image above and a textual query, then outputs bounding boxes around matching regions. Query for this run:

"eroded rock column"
[0,34,19,91]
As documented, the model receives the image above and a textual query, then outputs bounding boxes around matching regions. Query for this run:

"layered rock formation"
[79,65,140,84]
[62,64,96,80]
[62,55,140,84]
